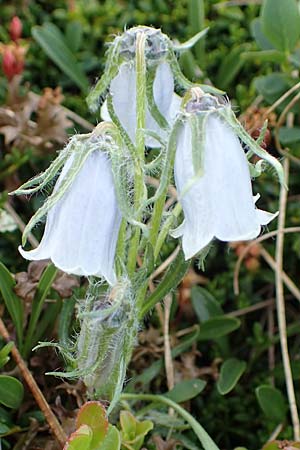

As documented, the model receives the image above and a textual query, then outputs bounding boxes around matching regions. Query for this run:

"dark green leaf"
[0,376,24,409]
[198,317,240,341]
[65,21,83,53]
[254,73,291,104]
[251,18,274,50]
[279,126,300,145]
[23,264,57,357]
[216,44,250,89]
[32,23,89,91]
[256,385,287,422]
[0,262,23,345]
[165,379,206,403]
[191,286,223,323]
[141,250,190,317]
[188,0,205,62]
[261,0,300,52]
[217,358,246,395]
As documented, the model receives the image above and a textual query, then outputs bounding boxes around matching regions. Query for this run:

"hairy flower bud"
[9,16,22,42]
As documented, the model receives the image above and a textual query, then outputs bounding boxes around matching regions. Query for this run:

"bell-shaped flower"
[19,148,122,285]
[101,61,181,147]
[172,97,278,259]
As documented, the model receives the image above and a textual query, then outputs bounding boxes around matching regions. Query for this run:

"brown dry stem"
[0,318,67,448]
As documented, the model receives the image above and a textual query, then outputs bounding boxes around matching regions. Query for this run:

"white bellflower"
[172,94,278,259]
[18,133,122,285]
[101,61,180,146]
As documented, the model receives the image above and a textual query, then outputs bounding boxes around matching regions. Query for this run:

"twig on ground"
[164,294,175,417]
[275,157,300,440]
[264,81,300,118]
[0,318,67,448]
[164,294,175,392]
[4,202,39,248]
[233,227,300,299]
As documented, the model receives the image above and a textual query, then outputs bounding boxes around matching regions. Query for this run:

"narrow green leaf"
[0,342,14,369]
[140,250,190,317]
[23,264,57,357]
[261,0,300,53]
[179,50,201,81]
[0,262,23,345]
[32,299,62,346]
[58,297,76,347]
[0,376,24,409]
[65,21,83,53]
[165,379,206,403]
[216,44,249,89]
[32,23,89,91]
[174,28,209,52]
[188,0,206,62]
[251,17,274,50]
[256,385,287,423]
[217,358,246,395]
[241,50,286,63]
[198,317,240,341]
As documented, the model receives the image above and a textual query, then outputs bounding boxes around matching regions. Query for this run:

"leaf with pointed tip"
[165,379,206,403]
[174,28,209,52]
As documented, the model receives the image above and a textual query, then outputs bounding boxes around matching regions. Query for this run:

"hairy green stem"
[127,32,147,277]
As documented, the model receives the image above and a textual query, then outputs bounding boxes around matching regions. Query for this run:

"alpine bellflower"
[88,27,182,147]
[16,127,122,285]
[172,90,279,260]
[101,60,181,146]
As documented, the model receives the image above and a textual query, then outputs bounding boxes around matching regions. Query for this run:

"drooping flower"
[16,128,122,285]
[87,27,182,147]
[172,90,281,259]
[101,60,181,147]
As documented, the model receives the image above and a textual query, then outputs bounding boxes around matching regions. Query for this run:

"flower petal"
[109,62,137,143]
[103,62,180,147]
[173,120,214,259]
[19,151,121,285]
[256,208,279,225]
[206,115,262,242]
